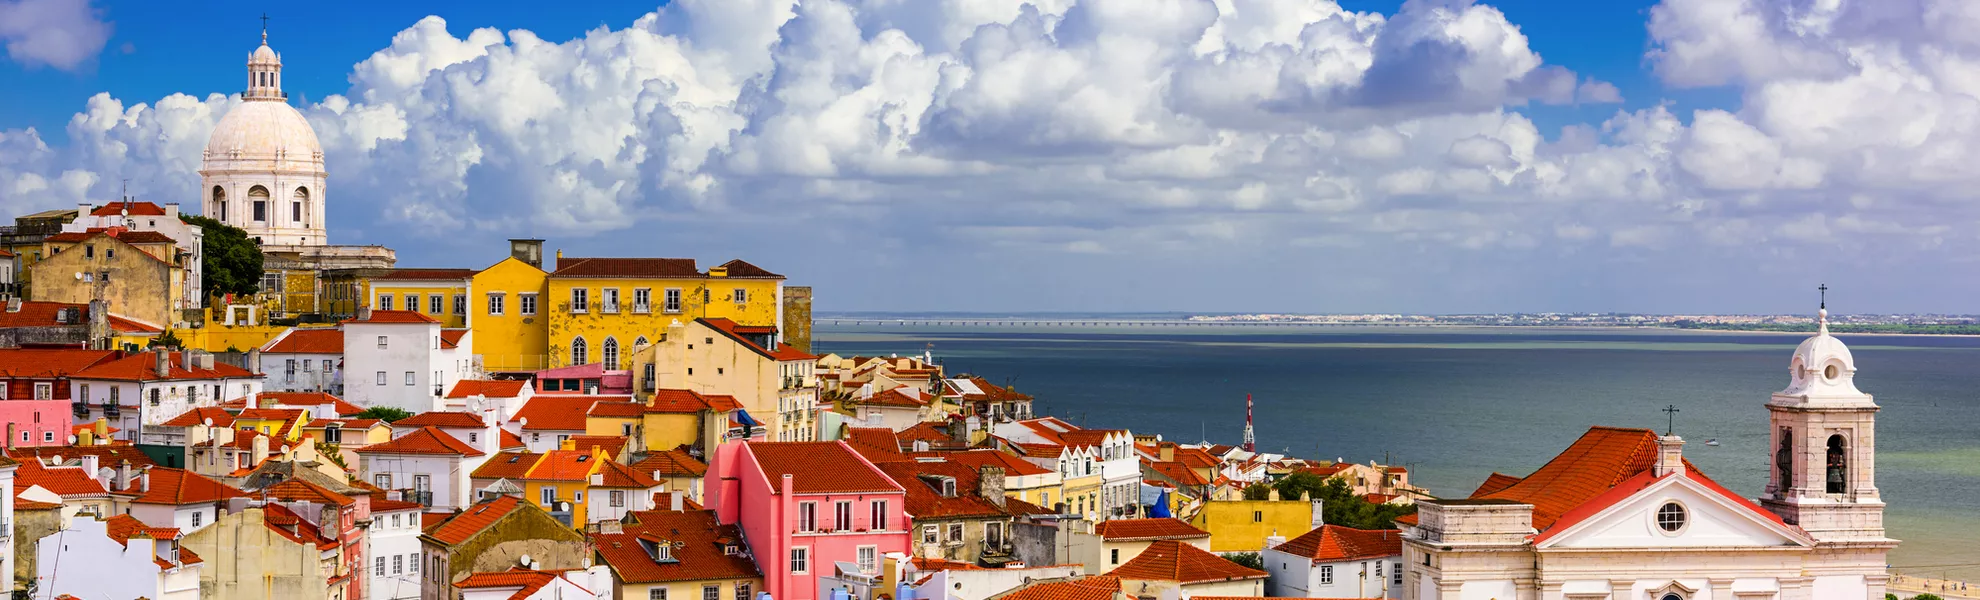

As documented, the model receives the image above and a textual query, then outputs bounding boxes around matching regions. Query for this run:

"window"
[664,288,682,313]
[1826,434,1849,494]
[378,335,389,349]
[292,201,303,222]
[921,524,937,544]
[947,523,963,542]
[790,547,809,573]
[192,511,202,528]
[1656,502,1687,532]
[1320,565,1333,585]
[1375,561,1382,580]
[519,293,537,315]
[871,500,888,531]
[42,432,54,443]
[410,554,419,574]
[736,583,750,600]
[610,490,626,507]
[375,473,392,489]
[324,359,333,373]
[253,200,267,221]
[34,383,53,400]
[1253,510,1263,523]
[574,490,583,503]
[634,288,651,313]
[378,294,393,311]
[1110,549,1120,564]
[405,371,415,386]
[375,557,386,576]
[733,288,747,304]
[835,500,852,531]
[798,501,817,531]
[376,371,386,385]
[487,293,505,315]
[405,294,418,313]
[699,586,718,600]
[453,294,466,314]
[429,295,443,314]
[393,554,404,574]
[857,546,878,573]
[603,338,620,369]
[1393,561,1403,585]
[541,487,556,506]
[571,337,588,366]
[571,288,589,313]
[603,288,620,313]
[652,589,668,600]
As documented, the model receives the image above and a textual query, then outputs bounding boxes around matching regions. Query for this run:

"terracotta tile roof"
[1093,518,1209,541]
[394,411,486,429]
[105,314,163,333]
[1011,442,1063,459]
[448,379,529,398]
[894,422,955,448]
[420,511,452,531]
[374,268,477,281]
[1469,426,1660,531]
[714,259,782,278]
[162,406,238,427]
[629,449,707,478]
[1470,472,1523,497]
[124,467,247,505]
[995,576,1121,600]
[0,304,154,334]
[747,441,901,494]
[370,497,425,513]
[876,460,1008,519]
[510,396,601,431]
[305,418,382,429]
[262,503,340,550]
[1272,525,1402,562]
[844,427,908,464]
[702,394,742,411]
[945,376,1032,402]
[587,402,647,418]
[915,449,1051,477]
[15,499,62,510]
[1393,513,1419,527]
[455,567,590,598]
[1111,539,1266,583]
[104,514,203,568]
[355,426,485,456]
[1148,462,1210,487]
[342,309,438,324]
[592,509,761,583]
[15,459,108,497]
[8,444,155,468]
[591,459,660,489]
[862,387,930,408]
[262,478,357,507]
[523,450,606,482]
[474,452,544,480]
[71,350,257,381]
[263,328,343,354]
[426,495,523,546]
[552,257,699,278]
[500,429,526,450]
[698,318,815,362]
[1004,496,1055,516]
[646,389,718,413]
[911,557,987,571]
[90,201,169,216]
[570,435,628,458]
[441,328,468,349]
[252,392,364,416]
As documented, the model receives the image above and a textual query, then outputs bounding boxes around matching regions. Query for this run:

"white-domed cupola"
[1760,285,1886,543]
[1778,306,1867,402]
[198,24,328,247]
[245,30,285,101]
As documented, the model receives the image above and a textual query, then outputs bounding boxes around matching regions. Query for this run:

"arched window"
[1826,435,1847,494]
[633,336,648,351]
[1776,428,1793,493]
[602,337,619,370]
[570,337,588,366]
[212,186,228,222]
[249,185,270,222]
[292,187,309,225]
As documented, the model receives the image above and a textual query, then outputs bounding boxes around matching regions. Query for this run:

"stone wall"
[181,508,334,600]
[12,505,61,590]
[442,506,587,600]
[782,286,812,354]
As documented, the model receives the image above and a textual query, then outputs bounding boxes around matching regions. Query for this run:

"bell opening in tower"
[1826,434,1847,494]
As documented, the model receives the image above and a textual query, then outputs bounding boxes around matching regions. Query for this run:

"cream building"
[1402,304,1895,600]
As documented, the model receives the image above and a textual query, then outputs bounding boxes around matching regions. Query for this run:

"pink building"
[0,348,117,447]
[531,362,631,395]
[709,440,911,600]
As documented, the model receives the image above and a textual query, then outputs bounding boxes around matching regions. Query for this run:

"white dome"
[203,100,322,165]
[251,43,279,64]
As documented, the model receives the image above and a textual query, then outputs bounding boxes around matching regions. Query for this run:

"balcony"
[408,491,433,507]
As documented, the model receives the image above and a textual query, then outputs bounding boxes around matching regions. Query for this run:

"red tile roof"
[1093,518,1209,541]
[90,201,169,216]
[0,304,157,334]
[248,392,364,416]
[552,257,699,278]
[895,422,954,447]
[61,350,255,381]
[426,496,523,545]
[844,427,908,464]
[587,402,647,418]
[124,467,247,505]
[510,396,601,431]
[629,449,708,479]
[448,379,529,399]
[646,389,719,413]
[354,426,485,456]
[1149,461,1210,487]
[591,459,661,489]
[995,576,1121,600]
[15,459,108,497]
[746,441,901,494]
[523,450,606,482]
[699,318,815,362]
[862,387,930,408]
[262,503,340,550]
[370,497,425,513]
[1468,426,1661,531]
[500,429,526,450]
[441,328,468,349]
[1111,539,1266,583]
[263,328,343,354]
[1470,472,1523,497]
[454,567,590,598]
[394,411,486,429]
[570,435,629,458]
[945,376,1033,402]
[592,509,761,583]
[876,460,1008,519]
[714,259,782,278]
[1272,525,1402,562]
[8,444,154,468]
[343,309,438,324]
[262,478,358,507]
[162,406,238,428]
[473,452,544,480]
[915,449,1051,477]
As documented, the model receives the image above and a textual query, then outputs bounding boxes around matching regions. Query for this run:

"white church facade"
[1402,303,1896,600]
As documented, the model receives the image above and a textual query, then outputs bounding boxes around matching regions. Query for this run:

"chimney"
[183,349,196,372]
[509,239,544,269]
[1264,530,1286,551]
[247,348,262,375]
[78,203,93,220]
[155,347,171,378]
[245,393,258,410]
[1159,444,1174,462]
[1654,435,1686,478]
[1310,498,1324,528]
[87,299,109,350]
[560,437,576,451]
[139,467,151,493]
[117,459,133,489]
[198,352,214,370]
[164,203,179,219]
[480,408,499,455]
[670,490,684,511]
[252,433,270,467]
[978,466,1006,508]
[80,455,99,479]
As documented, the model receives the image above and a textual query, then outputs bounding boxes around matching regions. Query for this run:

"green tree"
[1910,595,1944,600]
[1223,552,1263,570]
[1273,471,1418,530]
[147,329,184,349]
[1242,483,1274,500]
[182,215,263,302]
[356,406,414,422]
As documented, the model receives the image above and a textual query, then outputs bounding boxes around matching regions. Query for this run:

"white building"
[35,514,202,600]
[342,309,465,414]
[0,457,14,591]
[262,327,345,393]
[200,31,327,247]
[367,496,428,600]
[993,417,1139,520]
[355,424,495,510]
[65,201,205,308]
[70,348,264,435]
[1402,306,1895,600]
[1264,524,1404,598]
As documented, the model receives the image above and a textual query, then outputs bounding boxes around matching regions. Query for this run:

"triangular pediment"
[1538,473,1813,550]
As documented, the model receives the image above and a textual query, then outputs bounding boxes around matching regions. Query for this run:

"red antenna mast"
[1242,393,1256,453]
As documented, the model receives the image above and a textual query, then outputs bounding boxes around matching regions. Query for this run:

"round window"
[1656,502,1687,533]
[1662,594,1684,600]
[1823,364,1840,380]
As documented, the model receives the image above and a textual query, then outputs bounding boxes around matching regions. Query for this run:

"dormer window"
[641,538,678,563]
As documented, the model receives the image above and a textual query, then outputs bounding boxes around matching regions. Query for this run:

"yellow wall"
[522,480,588,526]
[618,577,762,600]
[368,280,472,328]
[185,323,293,353]
[1060,472,1103,516]
[640,412,706,453]
[470,258,550,372]
[545,276,702,370]
[237,408,311,442]
[1004,480,1064,512]
[29,237,180,327]
[1189,499,1318,552]
[699,272,782,327]
[586,414,640,438]
[628,320,791,442]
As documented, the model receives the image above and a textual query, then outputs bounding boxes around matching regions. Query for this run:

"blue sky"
[1,0,1973,314]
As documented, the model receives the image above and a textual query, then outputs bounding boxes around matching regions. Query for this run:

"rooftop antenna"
[1241,393,1256,453]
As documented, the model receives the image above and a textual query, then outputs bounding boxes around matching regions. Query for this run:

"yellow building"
[468,244,552,373]
[595,510,763,600]
[625,318,815,445]
[233,407,313,443]
[521,447,611,526]
[365,268,477,328]
[30,228,185,328]
[1188,495,1322,552]
[1080,518,1212,574]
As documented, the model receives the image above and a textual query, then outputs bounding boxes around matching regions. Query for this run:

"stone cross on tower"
[1662,404,1679,436]
[261,13,269,42]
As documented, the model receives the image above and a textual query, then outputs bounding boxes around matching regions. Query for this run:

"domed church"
[200,29,394,318]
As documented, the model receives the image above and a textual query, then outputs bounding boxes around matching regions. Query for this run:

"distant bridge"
[816,319,1438,328]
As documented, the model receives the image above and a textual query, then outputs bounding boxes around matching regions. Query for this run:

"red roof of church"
[1470,426,1794,537]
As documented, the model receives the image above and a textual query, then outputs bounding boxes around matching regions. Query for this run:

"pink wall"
[0,399,80,447]
[711,442,913,600]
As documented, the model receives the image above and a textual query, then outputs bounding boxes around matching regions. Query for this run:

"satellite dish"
[67,435,78,445]
[203,418,214,427]
[519,554,532,568]
[73,272,83,280]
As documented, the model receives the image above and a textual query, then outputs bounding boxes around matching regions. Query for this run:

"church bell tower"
[1759,287,1888,543]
